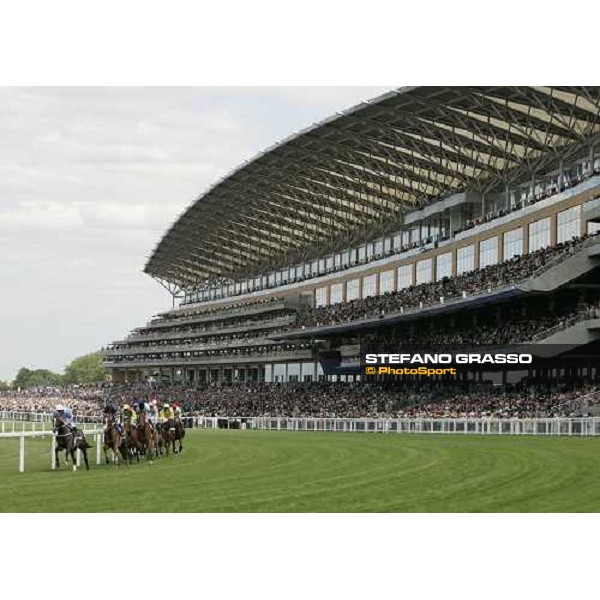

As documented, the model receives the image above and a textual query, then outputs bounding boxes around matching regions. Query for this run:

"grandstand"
[104,86,600,400]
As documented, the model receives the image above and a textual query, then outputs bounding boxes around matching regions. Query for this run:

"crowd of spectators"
[296,234,597,329]
[375,302,600,348]
[0,383,106,419]
[3,381,599,421]
[455,165,600,236]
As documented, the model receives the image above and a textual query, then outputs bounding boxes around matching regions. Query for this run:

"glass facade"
[416,258,433,284]
[315,287,328,307]
[346,278,360,301]
[529,217,551,252]
[456,244,475,275]
[362,274,377,298]
[504,227,523,259]
[330,283,343,304]
[436,252,452,280]
[479,236,498,268]
[397,265,413,289]
[557,205,581,243]
[379,269,395,294]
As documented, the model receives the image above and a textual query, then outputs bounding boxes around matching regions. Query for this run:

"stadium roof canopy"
[145,86,600,289]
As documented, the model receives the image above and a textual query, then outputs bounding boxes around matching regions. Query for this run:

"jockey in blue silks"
[53,404,77,433]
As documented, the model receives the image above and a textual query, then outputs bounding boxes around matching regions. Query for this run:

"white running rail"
[0,427,104,473]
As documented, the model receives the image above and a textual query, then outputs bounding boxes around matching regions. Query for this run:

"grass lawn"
[1,429,600,512]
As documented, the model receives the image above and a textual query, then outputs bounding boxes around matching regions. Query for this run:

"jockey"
[103,403,124,436]
[53,404,77,434]
[148,400,159,427]
[138,400,154,429]
[122,404,137,426]
[160,403,174,424]
[173,402,183,422]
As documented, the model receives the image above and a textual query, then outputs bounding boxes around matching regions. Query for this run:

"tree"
[0,379,10,391]
[13,367,63,389]
[64,352,107,384]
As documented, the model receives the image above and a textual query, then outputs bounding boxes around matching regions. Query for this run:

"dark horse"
[160,418,184,455]
[53,417,91,471]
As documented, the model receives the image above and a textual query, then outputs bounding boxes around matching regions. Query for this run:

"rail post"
[19,435,25,473]
[51,435,56,470]
[96,434,102,465]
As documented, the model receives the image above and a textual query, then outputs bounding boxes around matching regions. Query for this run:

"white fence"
[0,425,104,472]
[193,416,600,436]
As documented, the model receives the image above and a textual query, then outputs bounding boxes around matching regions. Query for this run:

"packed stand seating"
[0,383,107,419]
[87,380,600,419]
[296,234,598,329]
[379,302,600,348]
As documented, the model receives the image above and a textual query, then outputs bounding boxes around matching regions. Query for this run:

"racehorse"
[160,418,184,455]
[136,411,156,462]
[159,420,175,456]
[123,417,140,464]
[173,418,185,454]
[103,416,126,466]
[53,417,91,471]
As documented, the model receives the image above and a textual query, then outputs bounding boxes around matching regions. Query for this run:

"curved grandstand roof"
[145,86,600,288]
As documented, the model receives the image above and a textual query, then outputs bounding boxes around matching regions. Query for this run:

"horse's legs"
[69,446,77,471]
[55,445,61,469]
[81,446,90,470]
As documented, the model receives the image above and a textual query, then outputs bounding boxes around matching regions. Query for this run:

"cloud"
[0,86,396,380]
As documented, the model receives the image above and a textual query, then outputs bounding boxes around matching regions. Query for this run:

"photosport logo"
[362,351,534,379]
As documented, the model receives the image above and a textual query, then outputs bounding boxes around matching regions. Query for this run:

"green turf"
[1,429,600,512]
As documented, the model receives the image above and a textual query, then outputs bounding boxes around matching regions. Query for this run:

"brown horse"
[103,417,124,466]
[136,412,156,462]
[123,417,140,463]
[159,420,175,456]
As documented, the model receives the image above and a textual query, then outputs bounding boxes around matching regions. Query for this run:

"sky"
[0,86,394,381]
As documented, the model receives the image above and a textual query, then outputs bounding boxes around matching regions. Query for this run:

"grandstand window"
[346,278,360,301]
[366,243,375,259]
[379,269,395,294]
[436,252,452,280]
[241,281,248,293]
[268,273,275,286]
[416,258,433,284]
[393,233,402,250]
[330,283,343,304]
[384,237,392,253]
[358,246,366,262]
[334,253,342,268]
[311,260,319,275]
[479,236,498,268]
[402,231,410,246]
[275,272,282,284]
[374,239,384,256]
[456,244,475,275]
[313,285,326,307]
[362,274,377,298]
[342,251,350,266]
[348,248,357,264]
[588,221,600,235]
[529,217,551,252]
[504,227,523,259]
[557,205,581,243]
[254,277,261,288]
[410,227,420,244]
[397,264,413,290]
[326,256,334,271]
[318,259,326,274]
